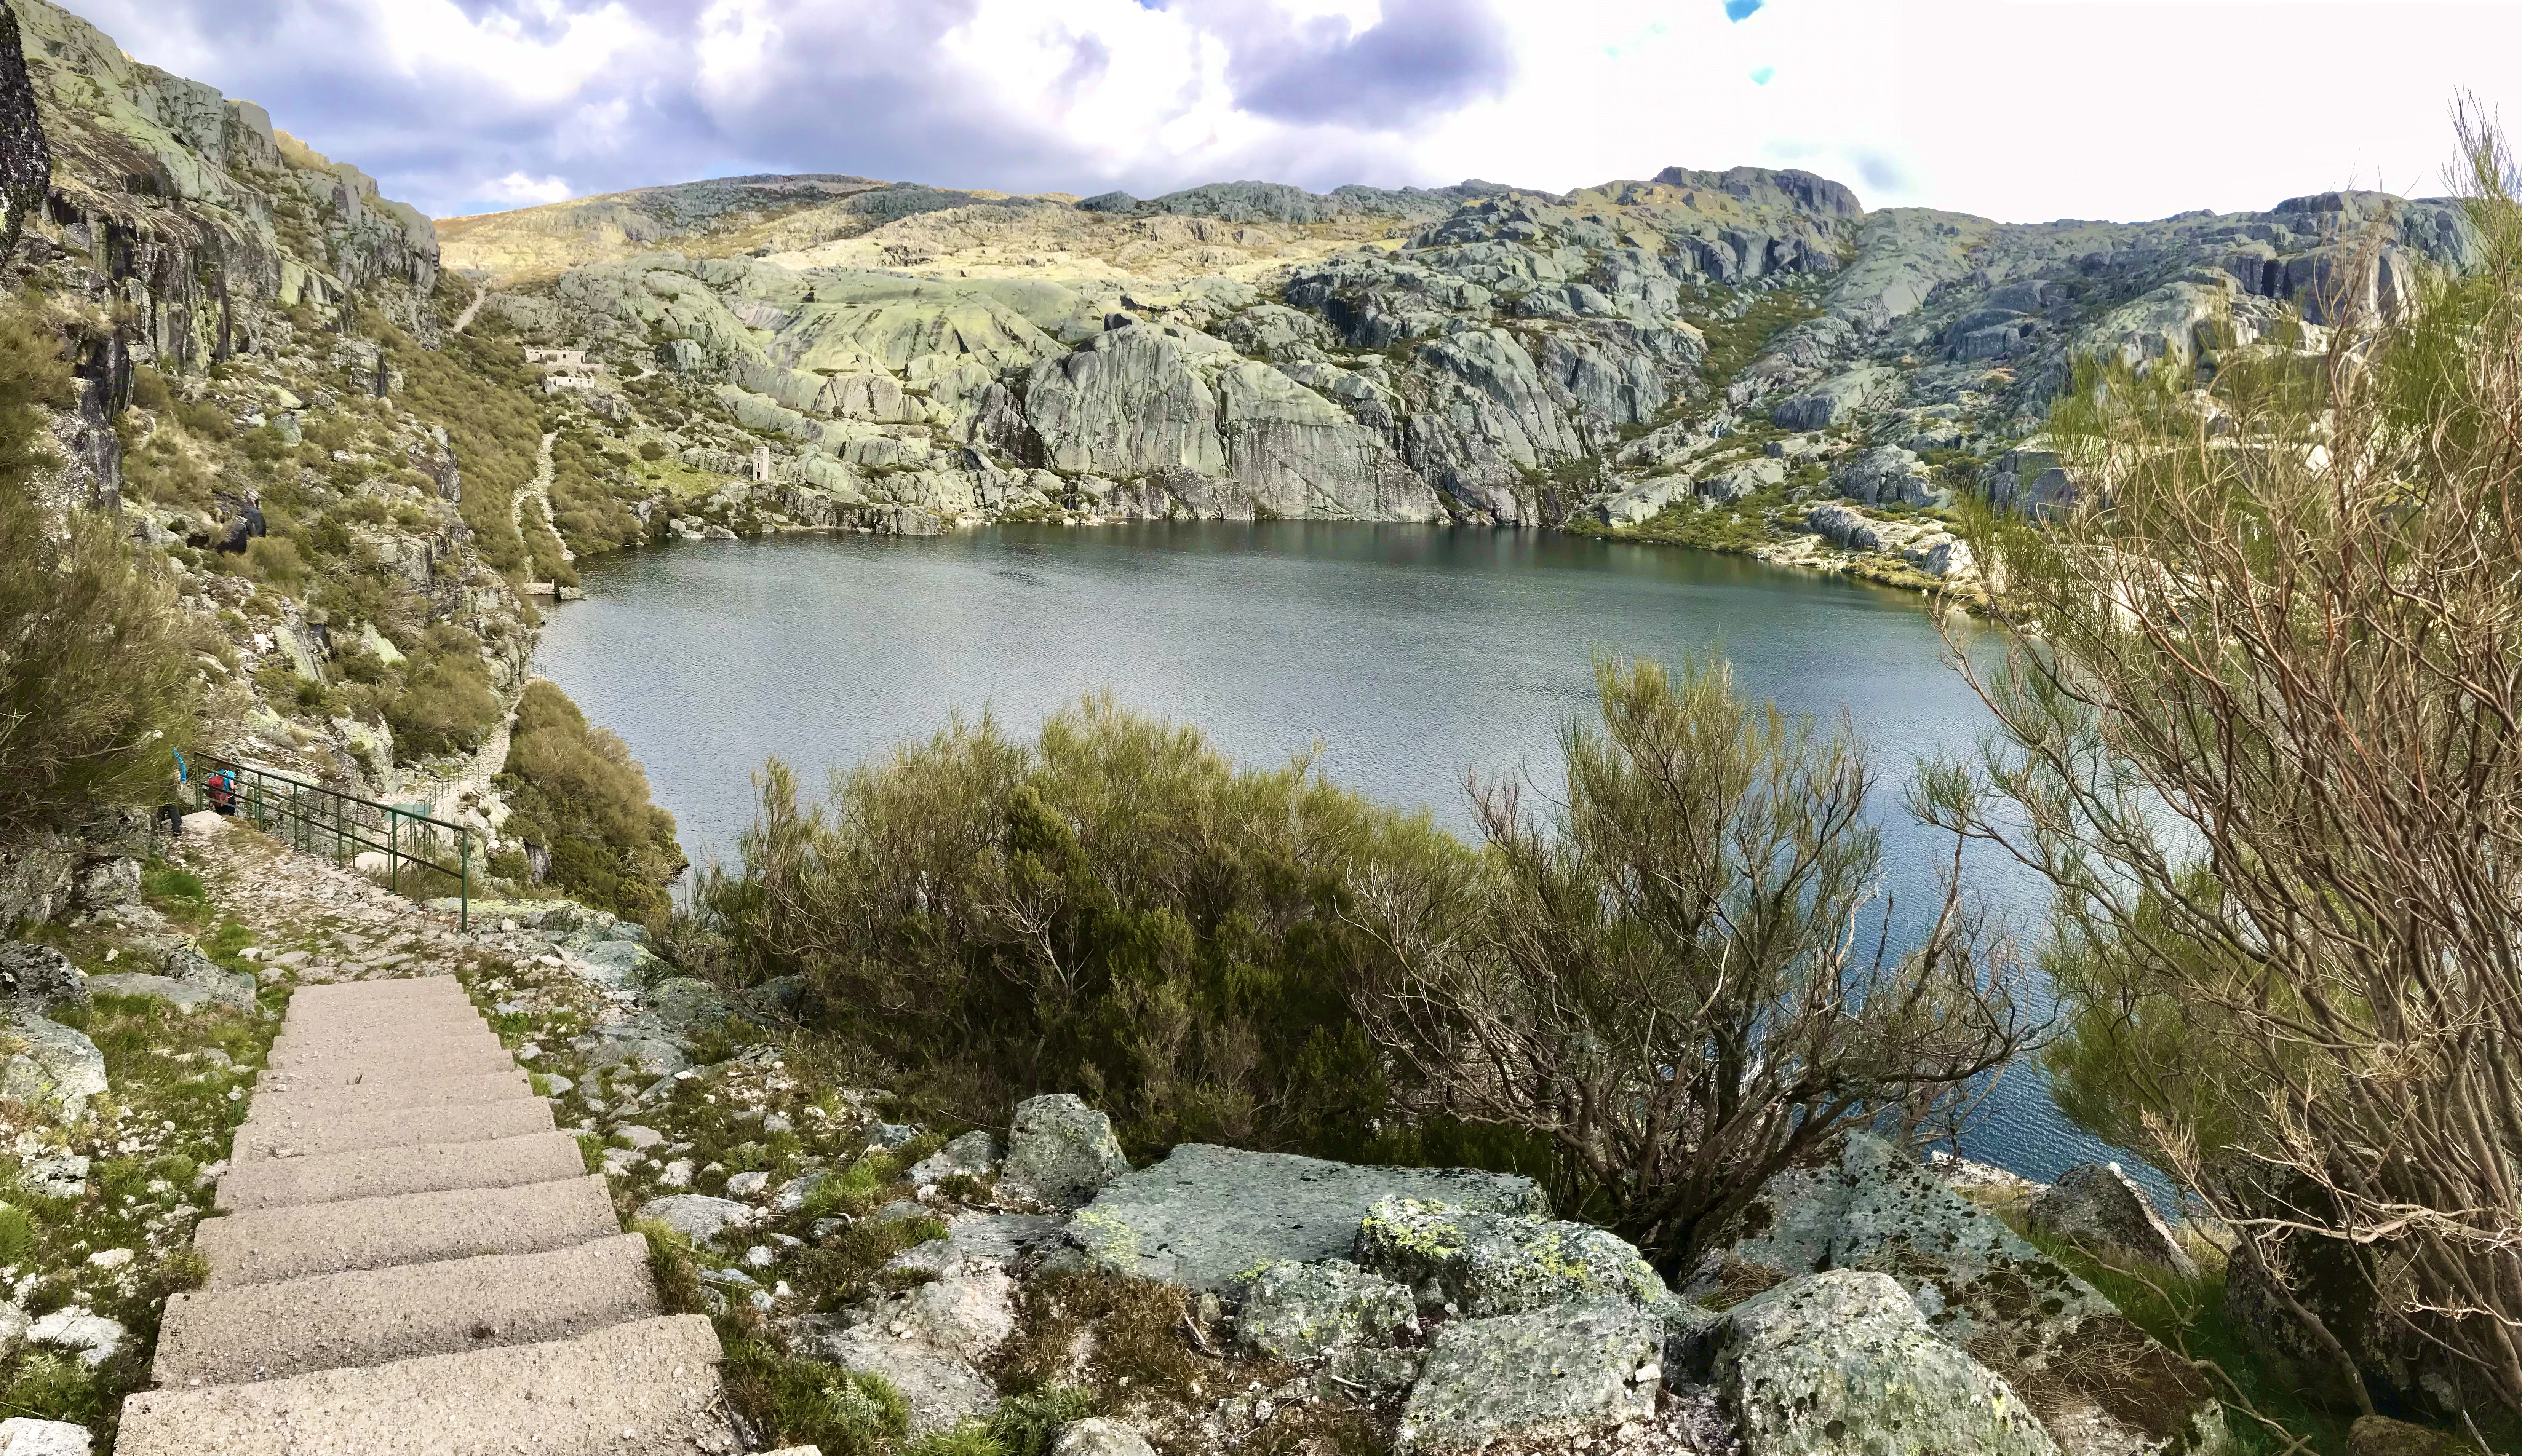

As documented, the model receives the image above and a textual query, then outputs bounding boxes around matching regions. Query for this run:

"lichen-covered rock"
[1002,1094,1129,1210]
[1052,1417,1157,1456]
[908,1130,999,1188]
[1689,1134,2224,1456]
[2027,1164,2199,1279]
[1713,1271,2058,1456]
[1356,1197,1694,1333]
[634,1194,757,1246]
[1067,1143,1545,1291]
[0,944,86,1013]
[156,947,258,1012]
[796,1269,1015,1438]
[1393,1302,1663,1454]
[1235,1260,1417,1360]
[0,1014,105,1121]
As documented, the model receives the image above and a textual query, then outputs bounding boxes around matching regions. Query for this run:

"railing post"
[387,809,400,892]
[460,829,471,931]
[334,792,345,868]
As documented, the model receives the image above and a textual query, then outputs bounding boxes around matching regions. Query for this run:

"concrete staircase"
[117,977,736,1455]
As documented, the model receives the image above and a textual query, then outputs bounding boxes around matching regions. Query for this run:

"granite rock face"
[1066,1143,1545,1290]
[1711,1271,2060,1456]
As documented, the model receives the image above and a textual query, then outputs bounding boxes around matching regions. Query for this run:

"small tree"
[0,306,198,833]
[1349,655,2040,1271]
[1919,109,2522,1418]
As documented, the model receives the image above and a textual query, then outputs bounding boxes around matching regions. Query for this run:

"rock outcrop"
[1689,1134,2226,1456]
[1707,1271,2059,1456]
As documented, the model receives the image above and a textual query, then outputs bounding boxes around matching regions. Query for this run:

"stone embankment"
[115,974,741,1456]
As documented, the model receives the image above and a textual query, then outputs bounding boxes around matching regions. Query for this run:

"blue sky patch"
[1726,0,1765,21]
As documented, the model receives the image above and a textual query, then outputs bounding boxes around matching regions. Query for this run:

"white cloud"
[478,171,579,206]
[66,0,2522,223]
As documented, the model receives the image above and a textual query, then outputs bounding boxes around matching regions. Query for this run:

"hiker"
[206,767,238,815]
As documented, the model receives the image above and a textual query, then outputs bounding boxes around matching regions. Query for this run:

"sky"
[77,0,2522,225]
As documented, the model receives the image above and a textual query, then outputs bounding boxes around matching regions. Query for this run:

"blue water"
[533,520,2130,1186]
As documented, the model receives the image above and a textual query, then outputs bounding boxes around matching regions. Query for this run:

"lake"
[534,521,2122,1184]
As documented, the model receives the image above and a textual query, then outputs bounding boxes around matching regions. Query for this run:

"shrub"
[1355,655,2038,1269]
[689,696,1462,1157]
[384,633,500,762]
[242,534,306,590]
[1919,109,2522,1420]
[494,681,682,921]
[0,308,201,829]
[129,366,173,413]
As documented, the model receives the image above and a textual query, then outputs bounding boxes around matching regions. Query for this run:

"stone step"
[256,1046,519,1090]
[245,1070,534,1122]
[196,1175,620,1290]
[217,1132,587,1213]
[282,996,479,1029]
[232,1098,555,1161]
[291,974,467,997]
[273,1006,493,1042]
[114,1313,730,1456]
[265,1033,507,1075]
[153,1233,658,1384]
[286,979,470,1012]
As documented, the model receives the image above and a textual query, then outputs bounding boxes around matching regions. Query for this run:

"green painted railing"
[191,753,474,929]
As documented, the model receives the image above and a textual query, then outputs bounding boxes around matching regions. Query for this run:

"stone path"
[113,972,738,1454]
[452,282,489,335]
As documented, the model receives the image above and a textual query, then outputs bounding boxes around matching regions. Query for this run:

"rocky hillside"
[442,158,2477,594]
[0,0,624,881]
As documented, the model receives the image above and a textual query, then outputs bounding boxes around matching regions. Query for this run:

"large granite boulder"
[1235,1260,1417,1360]
[1393,1302,1663,1454]
[1598,474,1693,526]
[0,1014,105,1121]
[2027,1164,2198,1279]
[1771,365,1899,432]
[1355,1197,1697,1334]
[0,944,86,1013]
[1688,1134,2225,1456]
[1699,456,1787,504]
[1066,1143,1544,1291]
[1002,1094,1129,1210]
[1710,1271,2059,1456]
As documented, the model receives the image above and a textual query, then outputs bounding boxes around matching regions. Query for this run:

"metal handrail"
[189,753,473,929]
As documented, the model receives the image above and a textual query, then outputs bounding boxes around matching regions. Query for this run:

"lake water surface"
[534,521,2126,1183]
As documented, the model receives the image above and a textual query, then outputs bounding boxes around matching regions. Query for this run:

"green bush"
[384,630,501,762]
[0,307,201,829]
[688,695,1464,1157]
[494,681,682,921]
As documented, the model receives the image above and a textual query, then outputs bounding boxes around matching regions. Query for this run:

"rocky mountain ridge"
[446,156,2477,592]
